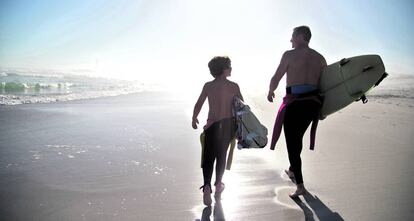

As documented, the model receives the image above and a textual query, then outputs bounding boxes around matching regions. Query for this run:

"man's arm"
[321,56,327,68]
[268,52,288,102]
[192,84,207,129]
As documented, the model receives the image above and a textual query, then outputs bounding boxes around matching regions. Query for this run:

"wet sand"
[1,75,413,220]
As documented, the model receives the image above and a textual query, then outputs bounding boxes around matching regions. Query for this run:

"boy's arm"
[192,84,207,129]
[236,84,244,101]
[268,52,288,102]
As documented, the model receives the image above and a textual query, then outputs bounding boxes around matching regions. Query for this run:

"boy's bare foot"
[214,182,225,198]
[202,185,212,206]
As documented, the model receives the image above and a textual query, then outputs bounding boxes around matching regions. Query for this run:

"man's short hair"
[208,56,231,78]
[293,26,312,42]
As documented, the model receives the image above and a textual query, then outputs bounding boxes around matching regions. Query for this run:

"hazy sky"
[1,0,413,87]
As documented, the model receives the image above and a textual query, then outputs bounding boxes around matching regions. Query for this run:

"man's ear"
[298,34,305,41]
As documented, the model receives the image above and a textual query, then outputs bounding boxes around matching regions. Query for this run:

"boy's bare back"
[192,56,243,130]
[200,79,242,129]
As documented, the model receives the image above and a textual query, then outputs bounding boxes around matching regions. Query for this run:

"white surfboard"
[319,55,387,119]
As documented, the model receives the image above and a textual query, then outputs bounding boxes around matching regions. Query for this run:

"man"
[268,26,327,197]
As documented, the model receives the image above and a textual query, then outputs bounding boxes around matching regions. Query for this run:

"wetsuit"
[202,117,236,187]
[283,85,321,184]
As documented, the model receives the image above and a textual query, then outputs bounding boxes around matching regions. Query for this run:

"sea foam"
[0,72,144,105]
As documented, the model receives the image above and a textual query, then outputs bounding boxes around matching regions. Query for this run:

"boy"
[192,56,243,206]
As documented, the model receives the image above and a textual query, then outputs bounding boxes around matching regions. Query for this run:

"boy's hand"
[267,91,275,102]
[192,118,199,129]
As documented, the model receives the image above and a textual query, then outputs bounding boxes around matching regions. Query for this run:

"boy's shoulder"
[227,79,240,87]
[223,79,240,89]
[204,80,213,87]
[202,80,239,93]
[205,79,239,86]
[202,81,214,91]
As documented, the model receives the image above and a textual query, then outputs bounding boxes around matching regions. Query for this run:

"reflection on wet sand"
[197,199,225,221]
[193,151,344,220]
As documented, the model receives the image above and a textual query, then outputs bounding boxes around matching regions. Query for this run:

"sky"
[1,0,413,89]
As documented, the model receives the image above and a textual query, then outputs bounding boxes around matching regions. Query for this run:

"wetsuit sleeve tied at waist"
[270,95,321,150]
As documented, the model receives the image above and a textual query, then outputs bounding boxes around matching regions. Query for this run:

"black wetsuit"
[202,117,236,187]
[284,95,320,185]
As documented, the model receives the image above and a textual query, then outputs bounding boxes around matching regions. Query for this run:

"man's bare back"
[268,28,326,102]
[283,47,326,86]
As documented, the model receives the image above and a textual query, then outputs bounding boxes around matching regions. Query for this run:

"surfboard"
[319,55,388,119]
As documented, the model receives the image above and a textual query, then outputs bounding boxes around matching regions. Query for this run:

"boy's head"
[208,56,231,78]
[293,26,312,42]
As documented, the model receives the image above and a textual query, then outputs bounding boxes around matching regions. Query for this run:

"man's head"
[291,26,311,48]
[208,56,232,78]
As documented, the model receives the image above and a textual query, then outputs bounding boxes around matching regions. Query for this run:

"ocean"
[0,72,146,105]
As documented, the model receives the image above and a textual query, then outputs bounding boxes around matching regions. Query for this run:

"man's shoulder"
[309,48,325,58]
[308,48,327,66]
[284,49,304,60]
[284,49,295,56]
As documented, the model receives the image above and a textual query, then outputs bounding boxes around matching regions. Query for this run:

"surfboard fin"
[356,95,368,104]
[340,58,350,66]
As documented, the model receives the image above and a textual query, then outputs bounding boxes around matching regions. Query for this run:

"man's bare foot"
[289,184,307,198]
[284,169,295,179]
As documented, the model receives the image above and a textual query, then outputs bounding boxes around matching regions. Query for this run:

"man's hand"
[192,118,199,129]
[267,91,275,102]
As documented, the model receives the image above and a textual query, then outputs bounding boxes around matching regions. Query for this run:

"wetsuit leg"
[203,118,235,187]
[284,100,319,184]
[203,123,218,187]
[214,118,235,185]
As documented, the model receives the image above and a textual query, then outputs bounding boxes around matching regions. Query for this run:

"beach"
[1,75,413,220]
